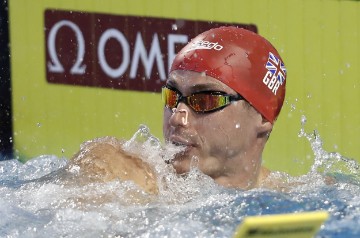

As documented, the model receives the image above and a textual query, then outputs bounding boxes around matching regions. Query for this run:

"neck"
[213,141,268,190]
[213,164,266,190]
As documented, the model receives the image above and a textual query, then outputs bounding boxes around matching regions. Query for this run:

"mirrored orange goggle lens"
[162,87,229,112]
[162,87,178,108]
[188,94,228,112]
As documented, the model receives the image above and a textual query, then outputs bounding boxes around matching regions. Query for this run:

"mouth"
[171,140,189,147]
[169,134,194,145]
[163,135,196,163]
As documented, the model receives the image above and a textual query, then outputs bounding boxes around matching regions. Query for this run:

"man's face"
[163,70,265,181]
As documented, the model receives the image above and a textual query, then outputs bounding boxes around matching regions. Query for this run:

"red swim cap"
[170,26,286,123]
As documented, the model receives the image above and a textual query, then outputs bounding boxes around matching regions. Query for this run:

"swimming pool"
[1,124,359,237]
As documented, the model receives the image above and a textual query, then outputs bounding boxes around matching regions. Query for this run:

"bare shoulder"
[68,136,158,194]
[257,167,296,192]
[257,167,337,192]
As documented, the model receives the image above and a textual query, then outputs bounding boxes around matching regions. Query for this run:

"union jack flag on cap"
[266,52,286,84]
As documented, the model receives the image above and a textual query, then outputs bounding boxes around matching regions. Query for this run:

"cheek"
[205,112,245,145]
[198,113,240,144]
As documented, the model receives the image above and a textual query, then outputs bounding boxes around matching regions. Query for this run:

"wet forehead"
[167,70,236,95]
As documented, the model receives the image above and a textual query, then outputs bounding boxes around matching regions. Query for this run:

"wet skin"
[163,70,273,189]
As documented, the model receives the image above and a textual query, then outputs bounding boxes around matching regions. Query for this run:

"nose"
[169,103,190,127]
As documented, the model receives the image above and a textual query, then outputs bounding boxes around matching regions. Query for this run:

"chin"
[171,157,192,174]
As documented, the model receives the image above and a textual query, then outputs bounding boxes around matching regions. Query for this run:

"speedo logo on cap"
[184,40,224,52]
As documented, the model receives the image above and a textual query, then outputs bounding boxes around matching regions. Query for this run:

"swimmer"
[163,26,286,190]
[70,26,287,193]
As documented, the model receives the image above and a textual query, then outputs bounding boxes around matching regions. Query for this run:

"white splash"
[0,123,359,237]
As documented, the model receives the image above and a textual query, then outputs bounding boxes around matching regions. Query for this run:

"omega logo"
[46,19,188,81]
[45,9,257,92]
[47,20,86,74]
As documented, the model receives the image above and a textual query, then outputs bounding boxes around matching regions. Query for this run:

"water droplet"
[301,115,307,124]
[235,124,240,129]
[37,122,42,127]
[290,104,296,111]
[171,24,177,31]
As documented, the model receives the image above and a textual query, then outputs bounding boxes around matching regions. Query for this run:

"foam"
[0,123,359,237]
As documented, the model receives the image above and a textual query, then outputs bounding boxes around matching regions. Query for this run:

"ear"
[257,116,273,138]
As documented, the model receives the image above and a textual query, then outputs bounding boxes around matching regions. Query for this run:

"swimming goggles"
[162,85,244,113]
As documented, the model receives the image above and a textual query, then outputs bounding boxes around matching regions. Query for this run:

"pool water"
[1,121,359,238]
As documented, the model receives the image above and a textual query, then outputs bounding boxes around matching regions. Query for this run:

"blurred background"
[0,0,359,175]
